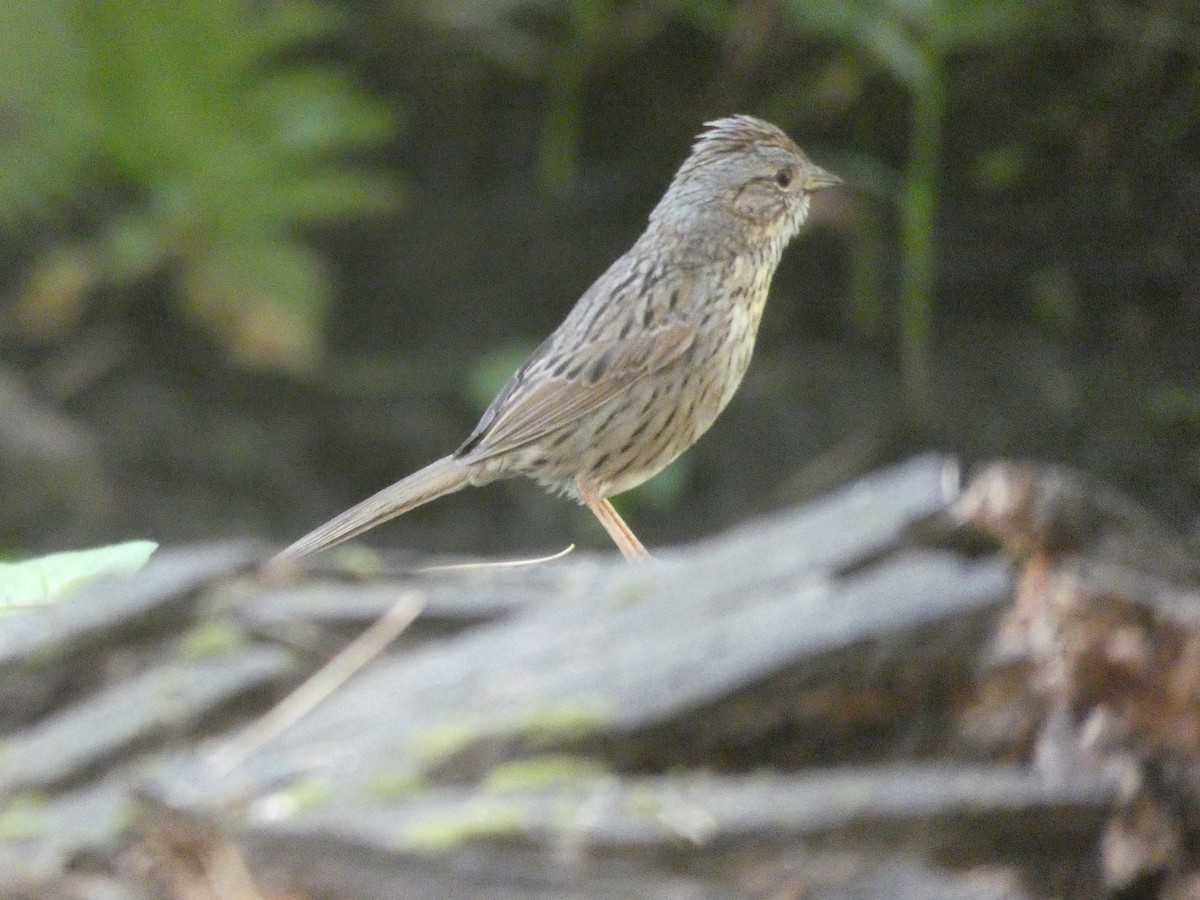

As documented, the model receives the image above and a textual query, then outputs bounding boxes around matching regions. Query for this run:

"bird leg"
[579,489,649,561]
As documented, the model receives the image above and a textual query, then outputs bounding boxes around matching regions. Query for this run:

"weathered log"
[8,455,1192,898]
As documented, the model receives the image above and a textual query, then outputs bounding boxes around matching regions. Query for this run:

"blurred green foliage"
[464,343,536,411]
[0,0,399,369]
[416,0,734,193]
[3,0,1197,545]
[784,0,1068,420]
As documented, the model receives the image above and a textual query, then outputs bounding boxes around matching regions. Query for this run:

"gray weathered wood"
[5,455,1159,898]
[248,763,1114,852]
[0,645,292,795]
[170,456,1009,810]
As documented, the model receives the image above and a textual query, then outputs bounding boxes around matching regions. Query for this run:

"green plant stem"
[847,201,886,337]
[539,66,583,194]
[898,51,945,424]
[538,0,609,195]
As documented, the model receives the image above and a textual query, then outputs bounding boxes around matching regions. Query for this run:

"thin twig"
[210,590,424,775]
[413,544,575,573]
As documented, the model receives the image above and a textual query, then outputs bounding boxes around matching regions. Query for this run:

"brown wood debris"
[955,461,1200,895]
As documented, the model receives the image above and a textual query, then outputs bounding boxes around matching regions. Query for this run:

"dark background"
[2,0,1198,558]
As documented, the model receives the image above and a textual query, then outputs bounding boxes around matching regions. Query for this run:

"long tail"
[272,455,473,562]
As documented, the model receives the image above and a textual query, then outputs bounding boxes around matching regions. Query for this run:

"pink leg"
[579,488,649,561]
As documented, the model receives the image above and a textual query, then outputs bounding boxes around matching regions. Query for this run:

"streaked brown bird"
[277,115,841,563]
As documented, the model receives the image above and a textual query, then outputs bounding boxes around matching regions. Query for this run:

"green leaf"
[856,17,932,87]
[0,541,158,610]
[785,0,930,88]
[251,69,398,157]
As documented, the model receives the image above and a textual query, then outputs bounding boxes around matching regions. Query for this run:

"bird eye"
[774,168,793,188]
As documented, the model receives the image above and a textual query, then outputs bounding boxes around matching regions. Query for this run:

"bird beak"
[803,165,843,191]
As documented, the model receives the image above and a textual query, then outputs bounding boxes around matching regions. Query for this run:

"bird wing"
[456,319,695,462]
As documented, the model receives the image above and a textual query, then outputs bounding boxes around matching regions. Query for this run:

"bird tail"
[272,455,473,562]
